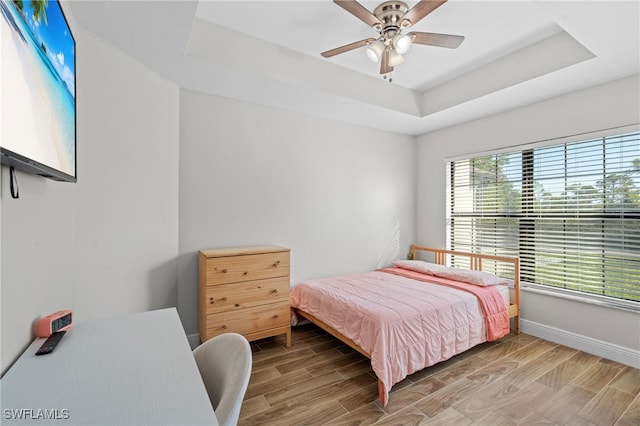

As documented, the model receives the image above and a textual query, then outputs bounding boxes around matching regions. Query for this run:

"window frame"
[446,130,640,312]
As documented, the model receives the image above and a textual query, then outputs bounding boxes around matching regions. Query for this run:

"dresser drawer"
[203,251,289,286]
[204,302,290,338]
[203,277,289,314]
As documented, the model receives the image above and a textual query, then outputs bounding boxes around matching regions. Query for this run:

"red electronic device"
[35,310,73,338]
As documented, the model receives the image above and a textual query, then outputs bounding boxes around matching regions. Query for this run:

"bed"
[290,245,520,406]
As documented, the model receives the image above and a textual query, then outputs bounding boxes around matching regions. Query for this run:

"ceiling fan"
[322,0,464,75]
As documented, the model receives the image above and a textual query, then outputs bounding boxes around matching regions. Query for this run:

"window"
[447,132,640,304]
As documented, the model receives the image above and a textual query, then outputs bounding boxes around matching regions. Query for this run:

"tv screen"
[1,0,76,182]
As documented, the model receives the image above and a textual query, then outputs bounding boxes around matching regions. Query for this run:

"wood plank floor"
[239,324,640,425]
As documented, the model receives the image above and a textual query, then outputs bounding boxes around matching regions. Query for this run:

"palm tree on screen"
[31,0,47,25]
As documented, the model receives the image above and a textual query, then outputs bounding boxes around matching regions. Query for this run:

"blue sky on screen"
[24,0,75,97]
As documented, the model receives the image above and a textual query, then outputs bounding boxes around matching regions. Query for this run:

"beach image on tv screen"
[1,0,75,177]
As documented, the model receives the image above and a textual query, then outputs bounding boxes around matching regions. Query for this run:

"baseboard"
[521,319,640,368]
[187,333,200,350]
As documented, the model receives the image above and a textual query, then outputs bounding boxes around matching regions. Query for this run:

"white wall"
[71,27,179,320]
[178,90,416,336]
[416,74,640,363]
[0,170,76,372]
[1,18,179,373]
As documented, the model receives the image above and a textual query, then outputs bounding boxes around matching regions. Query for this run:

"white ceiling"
[68,0,640,136]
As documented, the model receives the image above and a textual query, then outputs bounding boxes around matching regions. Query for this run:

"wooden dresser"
[199,246,291,347]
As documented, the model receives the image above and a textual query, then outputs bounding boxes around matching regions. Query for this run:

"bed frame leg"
[378,380,388,407]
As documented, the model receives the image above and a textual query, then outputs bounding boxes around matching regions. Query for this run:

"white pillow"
[394,260,440,276]
[394,260,508,286]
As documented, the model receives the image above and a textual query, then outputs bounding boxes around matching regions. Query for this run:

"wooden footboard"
[294,246,521,406]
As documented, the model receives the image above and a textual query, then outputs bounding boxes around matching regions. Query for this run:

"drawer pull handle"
[243,271,248,276]
[222,297,228,301]
[222,325,228,329]
[222,268,228,273]
[272,289,279,295]
[272,315,278,319]
[273,261,281,267]
[209,297,214,304]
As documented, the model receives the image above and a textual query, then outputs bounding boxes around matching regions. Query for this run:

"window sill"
[520,282,640,313]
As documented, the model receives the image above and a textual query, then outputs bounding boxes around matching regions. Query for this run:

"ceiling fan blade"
[321,38,377,58]
[408,31,464,49]
[401,0,447,29]
[380,46,393,74]
[334,0,382,29]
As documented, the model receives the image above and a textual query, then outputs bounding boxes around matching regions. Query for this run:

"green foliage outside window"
[449,133,640,303]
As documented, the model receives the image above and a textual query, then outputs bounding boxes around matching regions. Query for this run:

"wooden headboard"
[410,245,521,333]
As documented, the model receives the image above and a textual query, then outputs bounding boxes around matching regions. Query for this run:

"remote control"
[35,330,67,355]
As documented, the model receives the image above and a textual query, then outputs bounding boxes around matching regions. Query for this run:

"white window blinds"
[447,132,640,303]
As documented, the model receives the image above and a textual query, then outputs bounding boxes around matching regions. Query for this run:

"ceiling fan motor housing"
[373,1,409,37]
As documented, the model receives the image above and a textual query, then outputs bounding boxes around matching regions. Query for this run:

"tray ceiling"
[68,1,640,135]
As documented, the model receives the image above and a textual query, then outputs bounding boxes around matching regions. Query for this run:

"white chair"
[193,333,252,426]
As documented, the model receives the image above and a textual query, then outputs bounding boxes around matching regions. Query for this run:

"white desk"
[0,308,218,425]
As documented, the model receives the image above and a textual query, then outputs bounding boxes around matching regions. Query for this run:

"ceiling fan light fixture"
[322,0,465,77]
[392,34,412,54]
[388,49,404,67]
[366,40,385,62]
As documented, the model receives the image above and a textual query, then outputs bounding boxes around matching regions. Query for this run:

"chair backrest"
[193,333,252,426]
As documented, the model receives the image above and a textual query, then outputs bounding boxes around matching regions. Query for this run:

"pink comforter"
[290,268,510,404]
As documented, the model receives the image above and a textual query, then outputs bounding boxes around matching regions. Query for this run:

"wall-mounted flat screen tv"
[1,0,76,182]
